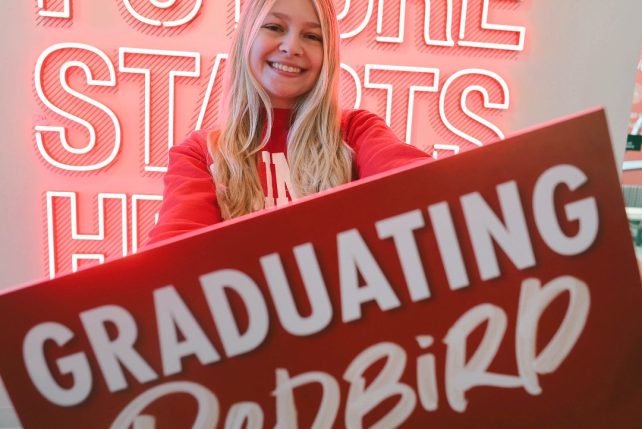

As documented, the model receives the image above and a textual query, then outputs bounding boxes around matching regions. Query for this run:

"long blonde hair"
[210,0,353,220]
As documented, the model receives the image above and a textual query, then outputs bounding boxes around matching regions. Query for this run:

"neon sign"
[33,0,529,278]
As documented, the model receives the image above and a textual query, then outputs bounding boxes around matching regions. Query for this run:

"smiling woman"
[249,0,324,108]
[147,0,432,245]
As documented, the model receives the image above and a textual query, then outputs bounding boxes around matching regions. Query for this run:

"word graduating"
[23,162,596,422]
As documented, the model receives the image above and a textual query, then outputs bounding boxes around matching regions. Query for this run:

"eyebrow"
[267,12,321,29]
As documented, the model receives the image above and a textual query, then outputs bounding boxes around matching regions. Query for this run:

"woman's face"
[249,0,324,109]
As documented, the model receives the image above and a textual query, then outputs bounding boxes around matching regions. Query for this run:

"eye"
[305,33,323,42]
[263,23,283,32]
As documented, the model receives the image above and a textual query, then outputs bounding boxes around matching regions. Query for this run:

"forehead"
[266,0,320,25]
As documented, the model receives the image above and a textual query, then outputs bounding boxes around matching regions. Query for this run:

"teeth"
[271,62,302,73]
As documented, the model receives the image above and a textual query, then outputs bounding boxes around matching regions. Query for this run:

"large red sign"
[1,109,641,428]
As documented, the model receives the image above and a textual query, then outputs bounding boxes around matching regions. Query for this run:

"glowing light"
[29,1,528,278]
[339,0,375,39]
[118,47,200,172]
[131,195,163,254]
[196,54,228,131]
[374,0,457,46]
[122,0,203,27]
[46,192,128,279]
[439,69,509,146]
[34,43,121,171]
[340,63,363,110]
[72,254,105,272]
[364,65,439,144]
[459,0,525,51]
[432,144,460,159]
[375,0,407,43]
[37,0,70,18]
[424,0,455,47]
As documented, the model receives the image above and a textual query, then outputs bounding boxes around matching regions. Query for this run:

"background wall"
[1,1,43,292]
[0,1,641,426]
[511,0,642,165]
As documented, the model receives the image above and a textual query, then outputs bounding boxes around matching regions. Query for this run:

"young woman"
[147,0,430,245]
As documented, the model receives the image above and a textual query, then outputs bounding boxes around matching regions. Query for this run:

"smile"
[269,62,303,73]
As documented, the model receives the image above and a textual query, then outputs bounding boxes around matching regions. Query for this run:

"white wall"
[0,2,43,291]
[510,0,642,170]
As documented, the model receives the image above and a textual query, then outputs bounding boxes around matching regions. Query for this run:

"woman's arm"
[146,131,223,246]
[341,109,431,178]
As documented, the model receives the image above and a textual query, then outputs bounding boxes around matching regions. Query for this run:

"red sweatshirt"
[147,108,431,245]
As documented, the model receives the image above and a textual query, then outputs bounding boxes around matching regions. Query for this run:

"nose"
[279,34,303,56]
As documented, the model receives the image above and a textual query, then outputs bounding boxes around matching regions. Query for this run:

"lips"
[268,61,304,74]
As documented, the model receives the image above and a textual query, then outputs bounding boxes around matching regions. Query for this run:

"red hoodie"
[147,109,431,245]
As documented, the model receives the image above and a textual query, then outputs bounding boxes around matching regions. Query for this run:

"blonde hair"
[210,0,353,219]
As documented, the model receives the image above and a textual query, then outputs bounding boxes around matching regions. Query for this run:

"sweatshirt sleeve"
[146,131,223,246]
[342,109,431,178]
